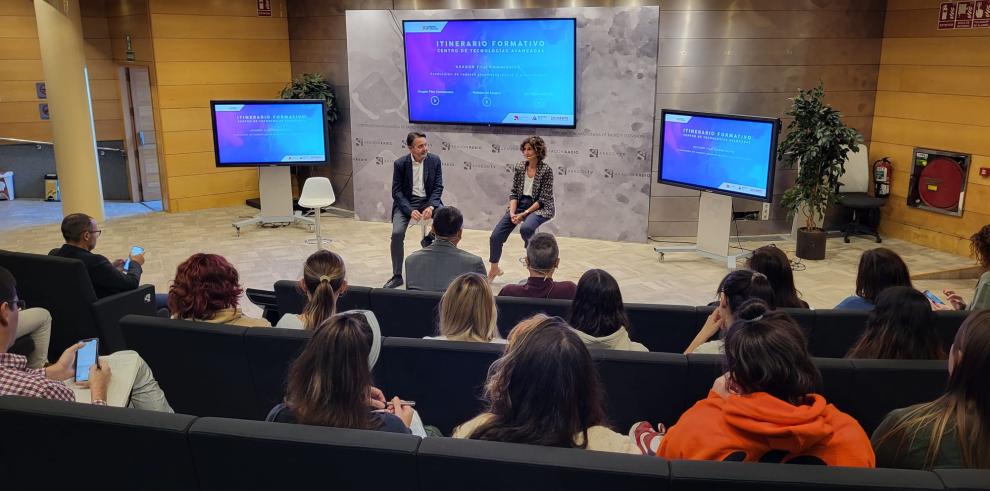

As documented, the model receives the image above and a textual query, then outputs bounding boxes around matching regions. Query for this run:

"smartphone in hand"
[923,290,946,306]
[123,245,144,272]
[74,338,99,383]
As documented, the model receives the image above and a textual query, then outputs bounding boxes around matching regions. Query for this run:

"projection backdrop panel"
[346,7,657,242]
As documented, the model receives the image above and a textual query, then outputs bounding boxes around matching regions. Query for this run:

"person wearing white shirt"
[386,132,444,289]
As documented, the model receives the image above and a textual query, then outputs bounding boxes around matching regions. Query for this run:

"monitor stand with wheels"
[232,166,314,236]
[653,192,751,270]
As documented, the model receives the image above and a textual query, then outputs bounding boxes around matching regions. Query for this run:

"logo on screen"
[491,144,501,154]
[549,148,579,156]
[463,161,472,170]
[557,166,592,177]
[422,25,440,31]
[375,157,384,166]
[442,141,451,151]
[504,164,514,173]
[355,137,363,147]
[636,150,648,161]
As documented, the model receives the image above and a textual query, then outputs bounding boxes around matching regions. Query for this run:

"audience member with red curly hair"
[167,253,270,327]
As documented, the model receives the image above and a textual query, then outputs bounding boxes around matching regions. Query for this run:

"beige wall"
[148,0,292,212]
[0,0,123,143]
[871,0,990,258]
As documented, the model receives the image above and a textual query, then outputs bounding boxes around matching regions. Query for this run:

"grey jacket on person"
[404,239,486,292]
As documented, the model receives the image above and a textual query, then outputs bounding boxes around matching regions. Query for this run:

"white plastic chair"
[298,177,335,250]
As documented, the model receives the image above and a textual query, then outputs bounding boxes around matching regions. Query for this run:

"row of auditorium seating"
[1,246,967,361]
[2,396,986,491]
[0,249,157,357]
[273,280,970,357]
[121,314,951,436]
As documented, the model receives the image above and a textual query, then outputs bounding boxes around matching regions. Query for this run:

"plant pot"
[795,227,827,260]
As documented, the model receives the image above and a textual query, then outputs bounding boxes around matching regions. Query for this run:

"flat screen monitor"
[658,110,780,202]
[403,18,576,128]
[211,100,329,167]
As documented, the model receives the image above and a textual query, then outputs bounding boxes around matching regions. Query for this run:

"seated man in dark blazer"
[385,131,444,289]
[49,213,146,299]
[405,206,486,292]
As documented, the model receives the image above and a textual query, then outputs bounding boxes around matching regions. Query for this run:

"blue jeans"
[489,197,549,264]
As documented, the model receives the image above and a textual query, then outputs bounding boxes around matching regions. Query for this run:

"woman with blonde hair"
[276,250,347,330]
[426,273,503,343]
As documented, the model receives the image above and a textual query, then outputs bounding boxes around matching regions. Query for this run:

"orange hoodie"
[658,390,875,467]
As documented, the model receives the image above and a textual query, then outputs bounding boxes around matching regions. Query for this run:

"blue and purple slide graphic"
[403,19,575,127]
[212,102,327,166]
[659,112,777,200]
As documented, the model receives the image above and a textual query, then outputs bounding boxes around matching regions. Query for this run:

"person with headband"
[268,310,429,436]
[498,232,576,299]
[646,304,874,466]
[567,269,647,352]
[277,250,347,330]
[684,270,775,354]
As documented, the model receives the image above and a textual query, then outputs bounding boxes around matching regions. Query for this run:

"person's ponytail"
[303,277,336,330]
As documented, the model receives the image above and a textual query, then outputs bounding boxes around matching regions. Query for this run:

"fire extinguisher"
[873,157,892,198]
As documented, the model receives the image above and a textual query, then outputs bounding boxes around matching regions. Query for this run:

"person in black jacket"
[385,132,444,289]
[49,213,147,299]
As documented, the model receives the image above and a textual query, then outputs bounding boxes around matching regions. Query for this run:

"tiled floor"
[0,199,979,318]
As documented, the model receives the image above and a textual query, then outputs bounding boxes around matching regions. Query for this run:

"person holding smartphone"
[0,266,172,411]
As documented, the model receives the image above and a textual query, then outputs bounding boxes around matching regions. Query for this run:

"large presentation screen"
[403,18,576,128]
[658,110,780,202]
[211,100,328,166]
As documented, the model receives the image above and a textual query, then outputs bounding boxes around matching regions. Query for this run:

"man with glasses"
[49,213,146,299]
[0,266,172,411]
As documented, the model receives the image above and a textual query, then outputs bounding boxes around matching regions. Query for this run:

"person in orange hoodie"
[652,300,875,467]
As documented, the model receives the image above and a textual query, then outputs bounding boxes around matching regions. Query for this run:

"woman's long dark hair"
[855,248,912,304]
[284,312,377,429]
[723,300,823,406]
[568,269,629,338]
[872,310,990,469]
[746,245,807,308]
[468,316,608,448]
[847,287,945,360]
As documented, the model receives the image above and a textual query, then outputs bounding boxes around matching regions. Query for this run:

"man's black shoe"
[383,275,404,289]
[420,232,435,248]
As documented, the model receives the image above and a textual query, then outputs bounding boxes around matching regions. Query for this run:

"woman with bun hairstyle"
[685,269,775,354]
[656,301,875,466]
[276,250,347,330]
[745,245,809,309]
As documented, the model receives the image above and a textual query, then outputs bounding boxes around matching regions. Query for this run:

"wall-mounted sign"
[39,103,49,120]
[35,82,46,99]
[957,1,975,28]
[939,2,958,29]
[975,1,990,27]
[257,0,271,17]
[125,34,136,61]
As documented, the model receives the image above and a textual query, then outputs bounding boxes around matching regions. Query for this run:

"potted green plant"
[279,73,341,197]
[778,82,863,260]
[280,72,341,124]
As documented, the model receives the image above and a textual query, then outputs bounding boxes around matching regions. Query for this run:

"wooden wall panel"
[0,6,123,144]
[870,0,990,258]
[149,0,291,211]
